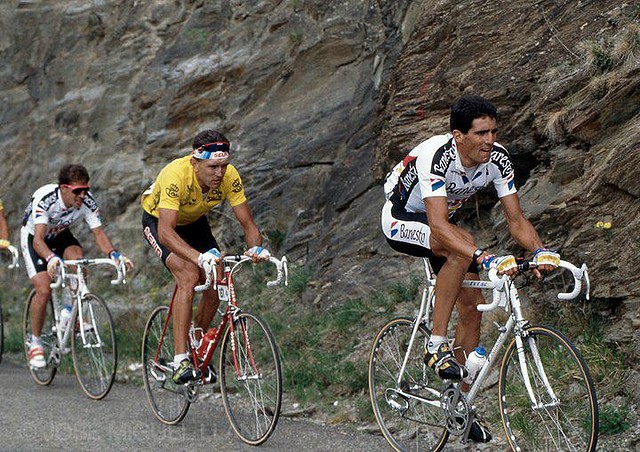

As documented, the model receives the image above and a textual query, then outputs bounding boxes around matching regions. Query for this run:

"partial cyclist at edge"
[20,164,134,369]
[141,129,271,386]
[381,94,560,443]
[0,198,11,251]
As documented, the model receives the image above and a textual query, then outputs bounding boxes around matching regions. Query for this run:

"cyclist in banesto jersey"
[384,134,516,218]
[141,129,270,385]
[381,95,560,444]
[20,164,133,369]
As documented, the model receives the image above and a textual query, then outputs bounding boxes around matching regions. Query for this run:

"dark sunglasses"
[199,141,229,153]
[62,184,90,195]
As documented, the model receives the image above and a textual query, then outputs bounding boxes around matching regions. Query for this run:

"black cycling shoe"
[468,417,492,443]
[172,359,202,385]
[424,342,467,381]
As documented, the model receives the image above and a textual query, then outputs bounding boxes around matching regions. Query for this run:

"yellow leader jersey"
[142,155,247,226]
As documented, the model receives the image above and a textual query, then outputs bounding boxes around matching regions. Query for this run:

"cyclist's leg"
[194,288,220,331]
[382,203,467,380]
[453,274,484,363]
[29,272,52,338]
[143,213,201,383]
[165,253,200,357]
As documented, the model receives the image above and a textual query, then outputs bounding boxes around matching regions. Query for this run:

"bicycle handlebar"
[477,259,590,312]
[2,245,19,269]
[194,254,289,293]
[49,257,127,288]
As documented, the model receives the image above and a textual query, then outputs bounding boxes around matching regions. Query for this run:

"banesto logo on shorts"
[395,223,427,245]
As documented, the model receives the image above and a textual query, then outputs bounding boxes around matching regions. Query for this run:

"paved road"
[0,359,389,451]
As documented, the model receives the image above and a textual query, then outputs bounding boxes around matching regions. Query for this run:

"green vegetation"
[599,404,630,435]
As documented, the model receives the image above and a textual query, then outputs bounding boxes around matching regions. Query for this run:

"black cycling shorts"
[21,228,82,278]
[382,203,479,275]
[142,212,219,266]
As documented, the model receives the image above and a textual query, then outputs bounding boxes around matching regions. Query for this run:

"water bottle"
[59,304,73,331]
[463,346,487,384]
[197,327,218,359]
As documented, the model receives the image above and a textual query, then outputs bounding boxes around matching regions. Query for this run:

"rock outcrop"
[1,0,638,407]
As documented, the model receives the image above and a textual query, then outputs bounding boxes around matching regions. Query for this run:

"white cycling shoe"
[28,344,47,368]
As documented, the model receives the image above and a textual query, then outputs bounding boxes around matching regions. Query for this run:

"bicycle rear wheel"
[368,317,449,452]
[499,324,598,451]
[220,311,282,445]
[23,290,57,385]
[71,293,117,400]
[142,305,190,425]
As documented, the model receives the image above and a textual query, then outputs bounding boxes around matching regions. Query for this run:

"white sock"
[173,353,188,366]
[427,335,448,353]
[31,335,42,346]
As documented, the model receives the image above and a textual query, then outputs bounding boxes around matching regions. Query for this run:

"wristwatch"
[472,248,484,263]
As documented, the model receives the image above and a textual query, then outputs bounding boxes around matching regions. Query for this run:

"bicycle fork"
[514,331,560,410]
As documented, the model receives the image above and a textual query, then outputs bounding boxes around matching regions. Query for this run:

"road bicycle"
[368,257,598,451]
[142,254,287,446]
[23,258,126,400]
[0,245,19,365]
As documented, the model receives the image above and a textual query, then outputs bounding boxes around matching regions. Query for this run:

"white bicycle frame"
[396,257,590,410]
[49,258,126,355]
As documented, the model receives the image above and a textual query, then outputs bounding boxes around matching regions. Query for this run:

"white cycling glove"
[481,254,517,274]
[109,250,133,269]
[198,248,221,269]
[46,254,63,277]
[246,246,271,260]
[533,248,560,268]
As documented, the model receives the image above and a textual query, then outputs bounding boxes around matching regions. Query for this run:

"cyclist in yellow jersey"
[142,129,270,384]
[0,199,9,250]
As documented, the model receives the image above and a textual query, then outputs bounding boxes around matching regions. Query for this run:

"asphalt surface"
[0,358,390,451]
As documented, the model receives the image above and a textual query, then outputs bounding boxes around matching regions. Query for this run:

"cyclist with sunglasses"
[141,129,270,384]
[20,164,133,369]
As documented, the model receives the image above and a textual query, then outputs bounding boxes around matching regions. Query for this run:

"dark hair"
[192,130,229,150]
[58,164,89,185]
[449,95,497,134]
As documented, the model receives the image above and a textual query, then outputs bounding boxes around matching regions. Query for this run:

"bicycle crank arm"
[387,387,441,408]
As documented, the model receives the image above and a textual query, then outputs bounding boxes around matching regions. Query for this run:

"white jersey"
[384,134,516,218]
[22,184,102,238]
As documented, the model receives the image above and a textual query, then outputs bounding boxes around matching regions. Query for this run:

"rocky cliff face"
[1,0,638,394]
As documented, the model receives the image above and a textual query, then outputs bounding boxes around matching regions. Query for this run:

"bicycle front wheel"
[220,311,282,445]
[368,317,449,452]
[23,290,57,385]
[71,293,117,400]
[499,324,598,451]
[142,305,190,425]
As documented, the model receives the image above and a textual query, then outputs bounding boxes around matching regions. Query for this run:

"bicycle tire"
[499,324,598,451]
[71,293,117,400]
[220,311,282,445]
[23,289,57,385]
[368,317,449,452]
[0,303,4,365]
[142,305,190,425]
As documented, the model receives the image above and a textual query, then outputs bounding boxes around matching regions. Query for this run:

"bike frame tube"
[154,285,178,363]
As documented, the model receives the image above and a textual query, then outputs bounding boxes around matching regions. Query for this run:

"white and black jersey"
[384,134,516,218]
[22,184,102,239]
